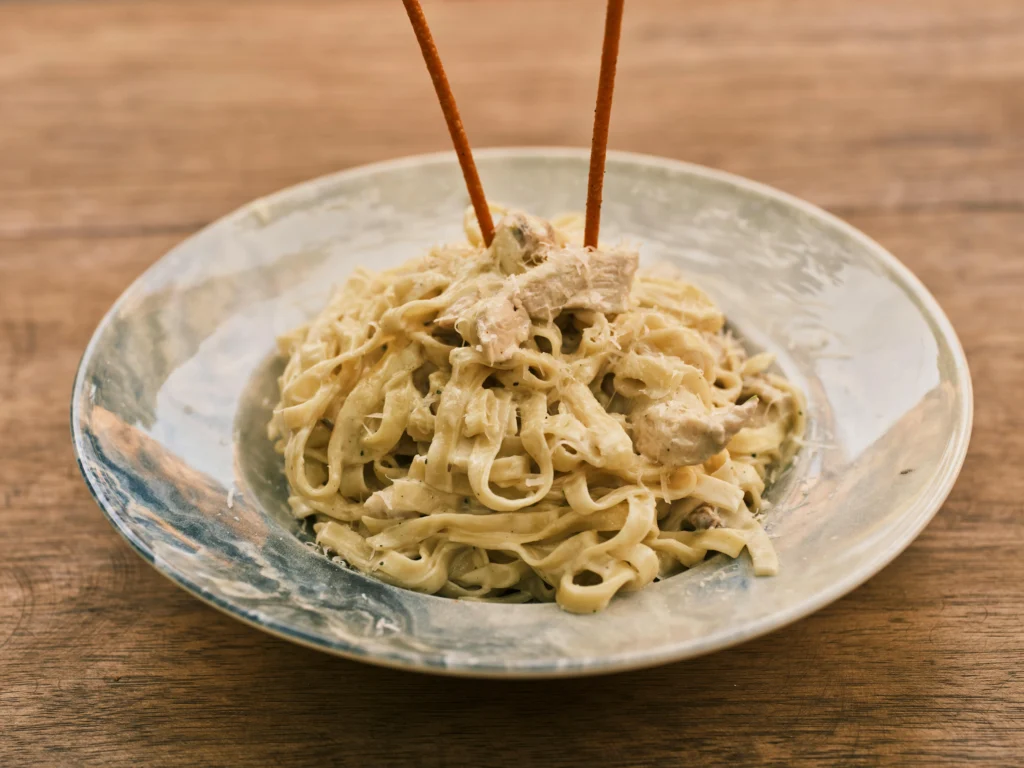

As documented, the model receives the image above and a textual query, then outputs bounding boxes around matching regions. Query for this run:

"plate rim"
[70,147,974,678]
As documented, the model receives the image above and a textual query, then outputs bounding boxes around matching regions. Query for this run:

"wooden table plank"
[1,1,1022,766]
[2,0,1023,237]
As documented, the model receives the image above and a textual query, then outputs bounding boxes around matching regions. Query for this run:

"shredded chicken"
[446,217,639,363]
[490,212,557,275]
[632,398,758,467]
[468,294,531,365]
[516,246,638,321]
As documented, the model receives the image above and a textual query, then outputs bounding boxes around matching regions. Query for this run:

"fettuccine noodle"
[269,206,804,612]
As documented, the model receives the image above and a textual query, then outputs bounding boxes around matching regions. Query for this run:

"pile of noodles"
[269,206,804,612]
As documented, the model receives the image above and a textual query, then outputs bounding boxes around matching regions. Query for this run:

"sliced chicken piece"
[632,398,758,467]
[683,503,723,531]
[445,243,638,364]
[468,294,530,365]
[516,246,638,321]
[490,212,557,275]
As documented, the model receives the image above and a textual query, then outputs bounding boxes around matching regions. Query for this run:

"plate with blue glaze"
[71,148,972,677]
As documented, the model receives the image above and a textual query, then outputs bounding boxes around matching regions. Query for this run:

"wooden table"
[2,1,1021,765]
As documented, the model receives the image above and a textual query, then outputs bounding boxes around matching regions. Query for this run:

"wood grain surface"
[1,1,1022,765]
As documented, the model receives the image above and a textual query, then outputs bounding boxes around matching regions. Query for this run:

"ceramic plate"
[71,148,972,677]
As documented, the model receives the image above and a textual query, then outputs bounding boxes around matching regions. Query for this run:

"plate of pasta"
[72,148,972,676]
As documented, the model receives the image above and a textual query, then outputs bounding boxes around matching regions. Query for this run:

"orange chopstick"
[584,0,625,249]
[402,0,494,246]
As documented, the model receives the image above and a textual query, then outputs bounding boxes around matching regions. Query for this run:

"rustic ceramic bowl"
[71,148,972,677]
